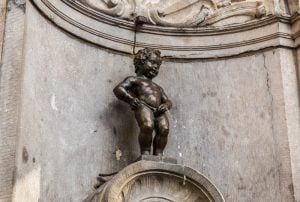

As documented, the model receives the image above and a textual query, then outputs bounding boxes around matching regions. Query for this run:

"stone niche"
[1,0,299,202]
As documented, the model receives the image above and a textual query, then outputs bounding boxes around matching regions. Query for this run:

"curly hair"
[134,48,162,73]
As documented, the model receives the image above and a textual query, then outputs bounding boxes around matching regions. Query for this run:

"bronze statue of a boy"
[113,48,172,156]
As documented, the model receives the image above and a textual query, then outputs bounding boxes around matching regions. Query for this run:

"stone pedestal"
[87,158,224,202]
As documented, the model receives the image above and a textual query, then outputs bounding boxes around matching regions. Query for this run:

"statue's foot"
[154,152,163,156]
[141,150,150,155]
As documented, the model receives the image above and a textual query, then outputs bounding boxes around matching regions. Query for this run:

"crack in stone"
[263,53,271,90]
[262,53,274,121]
[263,52,283,198]
[263,54,275,143]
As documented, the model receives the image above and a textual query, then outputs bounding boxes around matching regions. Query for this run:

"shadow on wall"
[102,100,139,166]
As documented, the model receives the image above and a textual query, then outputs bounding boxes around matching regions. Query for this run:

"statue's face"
[142,54,161,79]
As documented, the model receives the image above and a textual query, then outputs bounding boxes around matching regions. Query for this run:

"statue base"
[136,155,177,164]
[86,156,224,202]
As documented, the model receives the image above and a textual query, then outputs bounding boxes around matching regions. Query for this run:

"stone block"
[136,155,177,164]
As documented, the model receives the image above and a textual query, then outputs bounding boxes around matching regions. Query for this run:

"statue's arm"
[113,76,137,104]
[160,88,172,110]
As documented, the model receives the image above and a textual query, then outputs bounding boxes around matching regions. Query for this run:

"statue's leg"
[135,106,154,155]
[153,114,169,156]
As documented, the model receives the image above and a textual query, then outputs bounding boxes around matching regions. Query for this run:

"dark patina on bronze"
[113,48,172,156]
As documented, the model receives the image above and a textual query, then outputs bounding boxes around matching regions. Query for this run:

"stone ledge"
[136,155,178,164]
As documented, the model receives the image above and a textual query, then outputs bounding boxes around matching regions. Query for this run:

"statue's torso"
[131,78,162,108]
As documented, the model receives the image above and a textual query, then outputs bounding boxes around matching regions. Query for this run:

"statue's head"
[134,48,162,79]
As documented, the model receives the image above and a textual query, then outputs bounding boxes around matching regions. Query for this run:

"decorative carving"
[113,48,172,156]
[74,0,266,27]
[203,1,266,26]
[31,0,294,58]
[85,159,225,202]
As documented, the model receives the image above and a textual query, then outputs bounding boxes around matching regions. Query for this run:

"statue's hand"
[130,98,141,110]
[157,104,168,114]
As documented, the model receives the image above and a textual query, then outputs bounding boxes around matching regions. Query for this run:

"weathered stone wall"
[0,1,25,201]
[0,0,298,201]
[11,2,299,201]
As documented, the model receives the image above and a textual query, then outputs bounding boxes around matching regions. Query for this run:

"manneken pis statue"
[113,48,172,156]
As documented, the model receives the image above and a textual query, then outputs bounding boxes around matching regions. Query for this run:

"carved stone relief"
[31,0,297,58]
[73,0,266,27]
[286,0,300,15]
